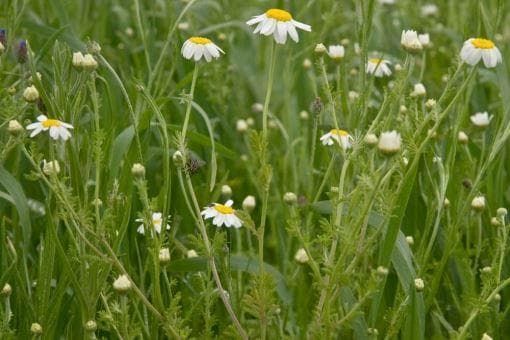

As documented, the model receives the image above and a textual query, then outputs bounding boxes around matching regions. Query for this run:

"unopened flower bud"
[251,102,263,113]
[173,150,185,168]
[8,120,24,135]
[72,52,85,68]
[394,63,403,72]
[399,105,408,114]
[177,22,190,30]
[221,184,232,197]
[236,119,248,132]
[425,99,436,109]
[294,248,309,263]
[113,274,132,293]
[0,42,4,55]
[458,131,469,144]
[299,110,309,120]
[444,198,450,208]
[302,58,312,69]
[31,323,43,335]
[42,160,61,176]
[411,83,427,97]
[131,163,145,177]
[1,283,12,296]
[314,43,327,54]
[84,320,97,332]
[159,247,171,264]
[376,266,389,276]
[242,195,256,212]
[87,40,101,54]
[187,249,198,258]
[283,192,298,205]
[364,133,378,146]
[482,333,493,340]
[348,91,359,101]
[23,85,39,102]
[82,54,98,70]
[406,236,414,246]
[481,266,492,274]
[491,217,500,226]
[246,117,255,126]
[471,196,486,212]
[497,208,507,217]
[414,278,425,291]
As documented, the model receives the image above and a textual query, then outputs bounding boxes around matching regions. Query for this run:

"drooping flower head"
[320,129,353,150]
[17,39,27,63]
[26,115,74,141]
[246,9,311,44]
[136,212,171,235]
[460,38,502,68]
[181,37,224,62]
[366,58,392,77]
[201,199,243,228]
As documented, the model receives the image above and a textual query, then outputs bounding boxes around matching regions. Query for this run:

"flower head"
[113,274,132,292]
[378,131,402,154]
[411,83,427,97]
[26,115,73,141]
[418,33,431,48]
[42,160,61,176]
[294,248,309,263]
[327,45,345,61]
[201,199,242,228]
[366,58,392,77]
[401,30,423,53]
[470,112,492,127]
[246,9,311,44]
[460,38,502,68]
[181,37,224,62]
[23,85,39,102]
[136,212,171,235]
[421,4,438,16]
[471,196,486,211]
[320,129,353,150]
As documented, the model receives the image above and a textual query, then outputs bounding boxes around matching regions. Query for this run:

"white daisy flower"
[181,37,224,62]
[460,38,502,68]
[366,58,392,77]
[470,112,492,127]
[136,212,171,235]
[26,115,74,141]
[320,129,353,150]
[201,199,243,228]
[401,30,423,53]
[246,8,311,44]
[378,131,402,154]
[327,45,345,60]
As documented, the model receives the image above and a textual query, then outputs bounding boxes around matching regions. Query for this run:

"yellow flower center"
[369,58,384,64]
[214,204,234,214]
[330,129,349,137]
[471,38,495,49]
[42,119,61,128]
[189,37,212,45]
[266,8,292,21]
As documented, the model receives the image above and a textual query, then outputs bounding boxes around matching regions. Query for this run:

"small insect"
[185,157,205,175]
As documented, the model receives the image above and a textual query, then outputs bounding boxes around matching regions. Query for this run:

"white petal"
[26,122,41,130]
[49,127,59,140]
[225,200,233,207]
[212,214,223,227]
[246,14,266,26]
[137,224,145,234]
[482,49,498,68]
[291,20,311,32]
[193,45,204,61]
[206,44,220,58]
[183,43,195,59]
[275,21,288,44]
[287,22,299,42]
[29,127,42,137]
[203,49,212,62]
[260,19,276,36]
[37,115,48,122]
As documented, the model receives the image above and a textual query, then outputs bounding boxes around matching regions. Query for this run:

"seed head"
[131,163,145,178]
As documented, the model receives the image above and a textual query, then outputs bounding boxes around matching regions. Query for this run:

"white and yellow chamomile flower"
[181,37,224,62]
[470,112,492,127]
[320,129,353,150]
[246,9,311,44]
[418,33,431,48]
[366,58,392,77]
[26,115,73,141]
[136,212,171,235]
[201,199,242,228]
[460,38,502,68]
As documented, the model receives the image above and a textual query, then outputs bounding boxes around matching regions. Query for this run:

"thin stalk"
[183,173,248,340]
[181,64,199,145]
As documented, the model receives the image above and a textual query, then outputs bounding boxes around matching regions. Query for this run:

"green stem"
[181,64,199,145]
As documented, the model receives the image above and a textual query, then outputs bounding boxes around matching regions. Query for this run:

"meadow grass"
[1,0,510,338]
